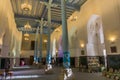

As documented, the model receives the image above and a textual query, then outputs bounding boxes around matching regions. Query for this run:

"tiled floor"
[1,66,112,80]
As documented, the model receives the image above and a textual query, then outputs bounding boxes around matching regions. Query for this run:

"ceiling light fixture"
[21,3,32,11]
[24,37,29,41]
[44,39,48,43]
[24,33,29,37]
[24,22,31,29]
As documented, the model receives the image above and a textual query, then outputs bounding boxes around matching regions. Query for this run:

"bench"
[0,69,5,79]
[5,69,13,79]
[0,69,13,79]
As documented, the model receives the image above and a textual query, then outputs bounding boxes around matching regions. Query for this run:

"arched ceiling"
[10,0,87,34]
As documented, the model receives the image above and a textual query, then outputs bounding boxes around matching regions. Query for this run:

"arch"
[52,38,56,57]
[58,35,63,57]
[87,14,105,56]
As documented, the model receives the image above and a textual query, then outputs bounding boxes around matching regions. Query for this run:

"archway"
[51,38,56,65]
[87,15,105,56]
[87,14,106,67]
[57,35,63,66]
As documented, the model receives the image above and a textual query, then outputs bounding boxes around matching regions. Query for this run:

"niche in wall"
[110,46,117,53]
[79,56,87,67]
[31,41,35,50]
[0,48,1,54]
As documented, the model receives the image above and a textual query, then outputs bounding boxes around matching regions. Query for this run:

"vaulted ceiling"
[10,0,87,34]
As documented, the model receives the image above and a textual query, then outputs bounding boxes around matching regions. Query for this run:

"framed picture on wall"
[81,50,85,55]
[110,46,117,53]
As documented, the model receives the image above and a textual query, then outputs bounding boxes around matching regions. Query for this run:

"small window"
[110,46,117,53]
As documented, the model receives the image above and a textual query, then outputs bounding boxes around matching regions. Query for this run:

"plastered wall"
[0,0,22,58]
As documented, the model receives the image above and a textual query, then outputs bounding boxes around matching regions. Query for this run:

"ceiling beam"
[41,6,47,18]
[15,14,62,24]
[18,27,54,34]
[38,0,87,10]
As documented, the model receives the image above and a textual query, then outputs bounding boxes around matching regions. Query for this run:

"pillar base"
[59,68,75,80]
[45,64,53,74]
[33,61,38,64]
[37,63,44,69]
[32,61,38,67]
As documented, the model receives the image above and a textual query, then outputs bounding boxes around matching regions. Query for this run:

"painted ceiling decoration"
[10,0,87,34]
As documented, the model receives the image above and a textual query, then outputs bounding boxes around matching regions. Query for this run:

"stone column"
[61,0,70,69]
[60,0,73,79]
[39,18,44,63]
[45,0,53,73]
[34,26,39,63]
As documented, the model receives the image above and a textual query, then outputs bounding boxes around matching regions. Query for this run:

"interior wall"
[0,0,22,58]
[51,0,120,57]
[21,34,48,58]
